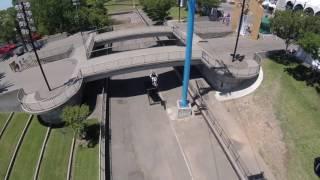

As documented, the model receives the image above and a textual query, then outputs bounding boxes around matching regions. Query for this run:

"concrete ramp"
[81,46,202,81]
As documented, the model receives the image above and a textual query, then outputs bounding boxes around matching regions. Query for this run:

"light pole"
[72,0,80,23]
[16,1,52,91]
[232,0,246,62]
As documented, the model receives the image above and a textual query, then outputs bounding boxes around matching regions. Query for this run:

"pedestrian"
[226,13,231,26]
[149,71,158,87]
[222,11,226,24]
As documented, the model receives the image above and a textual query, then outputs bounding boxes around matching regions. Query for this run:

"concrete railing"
[33,127,51,180]
[202,50,260,78]
[86,32,97,58]
[17,71,83,114]
[81,50,203,78]
[18,45,74,71]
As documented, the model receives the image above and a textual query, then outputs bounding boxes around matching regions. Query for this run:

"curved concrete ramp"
[81,46,202,82]
[95,26,174,45]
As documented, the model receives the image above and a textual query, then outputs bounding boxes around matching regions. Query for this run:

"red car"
[32,33,41,41]
[0,44,16,55]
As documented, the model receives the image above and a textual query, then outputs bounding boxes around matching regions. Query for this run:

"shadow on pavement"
[0,72,14,94]
[110,70,184,98]
[82,79,105,113]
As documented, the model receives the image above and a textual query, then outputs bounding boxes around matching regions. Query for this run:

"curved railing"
[201,50,260,78]
[17,71,83,113]
[81,50,203,77]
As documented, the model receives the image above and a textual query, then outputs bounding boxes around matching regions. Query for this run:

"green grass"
[0,112,9,132]
[261,58,320,180]
[10,116,47,180]
[0,113,29,179]
[38,127,74,180]
[73,119,99,180]
[168,6,188,20]
[105,0,140,14]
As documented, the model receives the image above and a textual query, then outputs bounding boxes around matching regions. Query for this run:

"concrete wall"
[0,90,22,112]
[197,64,258,92]
[38,86,84,125]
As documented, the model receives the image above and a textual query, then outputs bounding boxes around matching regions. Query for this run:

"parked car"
[14,46,25,56]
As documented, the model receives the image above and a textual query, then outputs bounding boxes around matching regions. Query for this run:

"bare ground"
[223,78,288,180]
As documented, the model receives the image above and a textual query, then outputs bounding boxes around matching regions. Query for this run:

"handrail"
[18,71,83,113]
[189,80,251,179]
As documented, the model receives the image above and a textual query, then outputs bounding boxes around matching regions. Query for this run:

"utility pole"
[16,1,52,91]
[232,0,246,62]
[178,0,184,22]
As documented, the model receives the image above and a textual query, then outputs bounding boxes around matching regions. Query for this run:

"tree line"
[0,0,110,43]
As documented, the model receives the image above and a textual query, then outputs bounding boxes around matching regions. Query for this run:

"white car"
[262,0,277,10]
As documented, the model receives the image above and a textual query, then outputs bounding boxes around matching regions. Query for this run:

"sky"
[0,0,12,10]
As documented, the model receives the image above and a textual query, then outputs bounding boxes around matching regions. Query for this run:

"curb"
[0,112,14,140]
[4,114,33,180]
[33,127,51,180]
[67,136,76,180]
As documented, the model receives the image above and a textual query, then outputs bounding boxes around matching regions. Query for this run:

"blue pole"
[180,0,196,107]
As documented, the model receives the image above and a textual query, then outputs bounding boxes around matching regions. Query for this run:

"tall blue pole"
[180,0,196,107]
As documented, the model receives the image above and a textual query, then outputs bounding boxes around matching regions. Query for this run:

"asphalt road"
[108,67,238,180]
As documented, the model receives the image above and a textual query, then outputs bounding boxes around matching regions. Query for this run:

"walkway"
[94,26,173,45]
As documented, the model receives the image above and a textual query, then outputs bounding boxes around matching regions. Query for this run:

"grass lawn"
[0,113,29,179]
[10,116,47,180]
[73,119,100,180]
[105,0,140,14]
[38,127,73,180]
[261,57,320,180]
[0,112,9,132]
[168,6,188,20]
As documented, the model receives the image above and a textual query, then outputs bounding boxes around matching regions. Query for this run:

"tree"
[270,10,303,52]
[141,0,174,24]
[14,0,110,35]
[197,0,220,8]
[0,8,17,43]
[300,15,320,35]
[62,104,90,138]
[298,32,320,60]
[197,0,220,15]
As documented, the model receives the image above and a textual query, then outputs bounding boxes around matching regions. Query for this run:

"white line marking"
[169,120,194,180]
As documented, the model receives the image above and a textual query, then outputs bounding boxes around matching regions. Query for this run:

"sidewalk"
[188,77,276,180]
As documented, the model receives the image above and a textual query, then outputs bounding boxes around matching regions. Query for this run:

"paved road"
[108,67,238,180]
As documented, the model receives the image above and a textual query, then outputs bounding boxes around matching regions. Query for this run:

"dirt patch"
[223,81,288,180]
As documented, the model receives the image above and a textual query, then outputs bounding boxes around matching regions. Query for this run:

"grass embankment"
[168,6,187,20]
[0,113,9,131]
[10,116,47,180]
[73,119,100,180]
[0,113,29,179]
[105,0,140,14]
[262,57,320,180]
[38,127,73,180]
